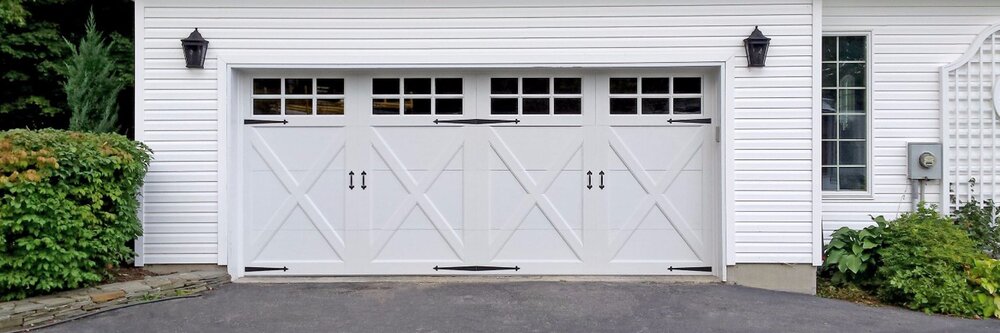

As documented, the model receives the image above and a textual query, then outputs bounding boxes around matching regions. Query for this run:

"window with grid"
[371,78,464,115]
[822,35,868,191]
[252,78,345,115]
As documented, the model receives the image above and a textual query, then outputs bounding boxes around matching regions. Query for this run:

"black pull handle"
[434,118,520,125]
[244,119,288,125]
[586,171,593,189]
[599,171,605,190]
[349,171,355,190]
[360,171,367,190]
[667,118,711,124]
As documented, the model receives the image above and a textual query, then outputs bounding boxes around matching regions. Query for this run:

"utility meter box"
[907,142,943,180]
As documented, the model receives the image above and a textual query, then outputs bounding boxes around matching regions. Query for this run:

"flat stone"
[23,314,54,326]
[145,277,173,289]
[97,282,128,292]
[89,290,126,304]
[12,301,44,312]
[34,297,75,308]
[119,282,152,294]
[0,314,24,329]
[0,302,14,312]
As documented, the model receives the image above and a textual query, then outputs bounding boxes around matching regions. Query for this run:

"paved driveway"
[38,282,1000,333]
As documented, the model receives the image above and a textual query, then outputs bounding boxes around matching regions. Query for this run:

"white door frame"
[216,56,738,280]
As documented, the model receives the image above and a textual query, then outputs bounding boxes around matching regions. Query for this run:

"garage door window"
[252,78,345,115]
[490,77,583,115]
[372,78,463,115]
[609,77,702,115]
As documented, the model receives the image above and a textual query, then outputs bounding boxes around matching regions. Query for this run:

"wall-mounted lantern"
[181,28,209,69]
[743,26,771,68]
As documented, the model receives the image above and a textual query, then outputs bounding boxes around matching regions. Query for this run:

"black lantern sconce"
[181,28,209,69]
[743,26,771,68]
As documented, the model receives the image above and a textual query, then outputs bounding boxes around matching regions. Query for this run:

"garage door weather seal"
[433,265,521,272]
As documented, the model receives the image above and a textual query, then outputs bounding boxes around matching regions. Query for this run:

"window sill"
[822,191,875,201]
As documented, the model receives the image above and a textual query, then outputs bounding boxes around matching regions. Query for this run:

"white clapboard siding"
[822,0,1000,239]
[137,0,818,265]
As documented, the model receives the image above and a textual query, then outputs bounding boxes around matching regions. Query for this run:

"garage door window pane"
[522,98,550,114]
[404,78,431,94]
[435,78,463,94]
[285,99,312,115]
[436,99,463,115]
[404,98,431,115]
[641,78,670,94]
[317,79,344,95]
[491,98,518,115]
[641,98,669,114]
[522,78,550,94]
[373,78,400,95]
[610,98,637,114]
[285,79,312,95]
[554,78,582,94]
[253,79,281,95]
[610,78,637,94]
[373,98,400,115]
[253,99,281,115]
[317,99,344,115]
[673,78,701,94]
[491,78,518,94]
[554,98,581,114]
[673,98,701,114]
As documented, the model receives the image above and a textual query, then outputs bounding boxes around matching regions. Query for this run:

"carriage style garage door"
[240,70,719,276]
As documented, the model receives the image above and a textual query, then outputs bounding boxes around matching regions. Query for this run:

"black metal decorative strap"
[245,266,289,272]
[244,119,288,125]
[667,118,712,124]
[434,265,521,272]
[668,266,712,272]
[434,118,520,125]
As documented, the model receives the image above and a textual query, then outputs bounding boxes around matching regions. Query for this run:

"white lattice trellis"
[942,24,1000,212]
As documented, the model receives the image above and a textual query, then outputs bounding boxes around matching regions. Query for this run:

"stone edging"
[0,270,229,332]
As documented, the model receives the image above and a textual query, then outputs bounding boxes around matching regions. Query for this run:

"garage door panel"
[491,206,583,263]
[371,206,464,263]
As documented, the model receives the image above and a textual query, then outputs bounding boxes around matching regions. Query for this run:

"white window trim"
[822,31,874,200]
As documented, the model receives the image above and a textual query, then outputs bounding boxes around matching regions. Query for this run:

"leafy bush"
[64,11,123,133]
[0,129,151,300]
[967,259,1000,318]
[953,200,1000,259]
[876,206,985,316]
[822,216,887,286]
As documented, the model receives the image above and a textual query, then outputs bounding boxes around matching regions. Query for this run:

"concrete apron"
[235,275,721,284]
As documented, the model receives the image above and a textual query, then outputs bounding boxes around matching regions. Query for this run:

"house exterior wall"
[821,0,1000,237]
[134,0,820,266]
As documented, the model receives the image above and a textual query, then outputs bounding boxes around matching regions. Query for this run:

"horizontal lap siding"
[139,0,816,264]
[822,0,1000,238]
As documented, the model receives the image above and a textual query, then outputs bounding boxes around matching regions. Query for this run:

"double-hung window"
[822,35,869,192]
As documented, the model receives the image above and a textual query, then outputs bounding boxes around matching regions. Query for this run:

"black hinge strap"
[244,119,288,125]
[668,266,712,272]
[667,118,712,124]
[434,265,520,272]
[245,266,289,272]
[434,118,520,125]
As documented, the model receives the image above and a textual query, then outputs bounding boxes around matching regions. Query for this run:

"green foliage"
[953,200,1000,259]
[0,129,151,300]
[1,0,134,130]
[876,205,985,316]
[64,11,122,133]
[967,259,1000,318]
[822,216,887,286]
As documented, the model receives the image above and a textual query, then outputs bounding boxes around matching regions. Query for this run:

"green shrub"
[967,259,1000,318]
[953,200,1000,259]
[0,129,151,300]
[64,11,123,133]
[876,206,985,316]
[822,215,887,286]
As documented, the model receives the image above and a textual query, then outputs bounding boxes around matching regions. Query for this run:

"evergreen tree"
[63,11,121,133]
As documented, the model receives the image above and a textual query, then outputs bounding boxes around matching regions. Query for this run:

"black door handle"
[586,171,593,189]
[599,171,605,189]
[348,171,355,190]
[360,171,367,190]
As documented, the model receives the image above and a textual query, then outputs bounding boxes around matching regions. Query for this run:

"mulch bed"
[103,267,160,284]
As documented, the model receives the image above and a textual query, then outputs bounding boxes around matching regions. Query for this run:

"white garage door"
[240,71,719,275]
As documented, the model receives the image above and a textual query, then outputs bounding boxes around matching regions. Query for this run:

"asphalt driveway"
[37,282,1000,333]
